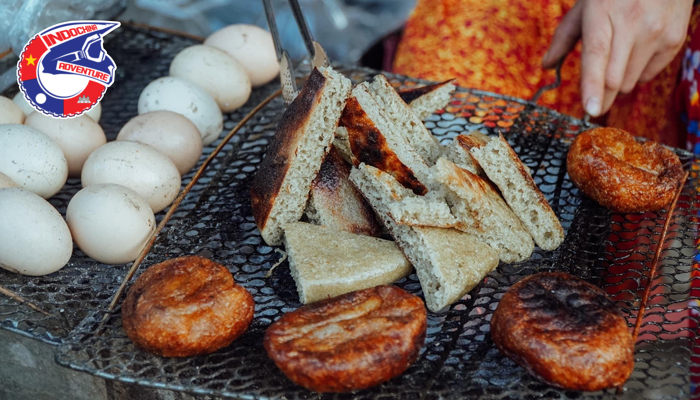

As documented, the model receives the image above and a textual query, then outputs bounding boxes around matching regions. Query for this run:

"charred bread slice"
[398,79,456,121]
[305,147,382,237]
[370,74,442,164]
[469,134,564,250]
[340,83,433,195]
[250,67,351,245]
[283,222,412,304]
[350,163,498,312]
[432,158,534,263]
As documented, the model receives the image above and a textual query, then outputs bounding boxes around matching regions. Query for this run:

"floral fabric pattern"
[394,0,700,149]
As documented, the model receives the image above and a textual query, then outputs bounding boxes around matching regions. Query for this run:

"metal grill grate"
[0,26,278,343]
[1,25,697,399]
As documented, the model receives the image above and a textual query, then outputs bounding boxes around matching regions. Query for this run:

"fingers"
[618,43,657,94]
[638,51,677,83]
[580,7,613,117]
[616,0,688,92]
[576,0,693,115]
[600,28,635,114]
[600,89,617,116]
[638,23,688,83]
[543,1,583,68]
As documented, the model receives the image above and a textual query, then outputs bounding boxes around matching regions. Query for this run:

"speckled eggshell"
[67,184,155,265]
[0,188,72,275]
[0,124,68,198]
[170,45,251,113]
[204,24,279,87]
[81,141,182,213]
[25,113,107,178]
[137,76,223,146]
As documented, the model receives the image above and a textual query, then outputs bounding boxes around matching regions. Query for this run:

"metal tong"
[262,0,330,106]
[530,56,592,127]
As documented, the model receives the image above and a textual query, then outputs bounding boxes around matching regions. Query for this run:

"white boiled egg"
[25,113,107,178]
[85,102,101,122]
[170,45,251,113]
[0,172,18,189]
[205,24,279,87]
[0,188,72,275]
[0,124,68,198]
[0,96,25,124]
[11,92,35,116]
[117,111,203,175]
[81,141,181,213]
[138,76,223,146]
[67,184,155,265]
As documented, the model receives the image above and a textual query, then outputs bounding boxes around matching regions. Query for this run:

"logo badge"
[17,20,119,118]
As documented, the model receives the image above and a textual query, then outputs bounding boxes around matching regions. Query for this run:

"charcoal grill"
[0,24,697,399]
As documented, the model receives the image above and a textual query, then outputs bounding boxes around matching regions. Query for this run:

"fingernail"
[585,97,601,117]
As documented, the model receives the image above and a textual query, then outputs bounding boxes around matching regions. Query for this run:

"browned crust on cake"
[264,285,427,392]
[398,79,456,104]
[567,127,683,213]
[310,147,382,236]
[122,256,255,358]
[491,272,634,391]
[250,67,328,232]
[340,96,428,195]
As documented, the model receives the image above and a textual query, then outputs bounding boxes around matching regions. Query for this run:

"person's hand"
[542,0,693,117]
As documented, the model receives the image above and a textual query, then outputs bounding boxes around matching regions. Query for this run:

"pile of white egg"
[0,24,278,276]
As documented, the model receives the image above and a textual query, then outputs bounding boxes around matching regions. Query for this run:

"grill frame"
[0,24,697,400]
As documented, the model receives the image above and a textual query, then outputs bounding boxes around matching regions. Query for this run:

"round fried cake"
[122,255,254,357]
[567,127,683,213]
[264,285,427,392]
[491,272,634,391]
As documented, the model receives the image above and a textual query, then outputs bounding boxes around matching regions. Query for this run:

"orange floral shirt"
[394,0,700,148]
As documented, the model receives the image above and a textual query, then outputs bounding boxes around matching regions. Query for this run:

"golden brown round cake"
[567,127,683,213]
[122,255,254,357]
[491,272,634,391]
[264,285,427,392]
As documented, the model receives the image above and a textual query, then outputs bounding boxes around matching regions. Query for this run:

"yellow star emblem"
[25,55,36,66]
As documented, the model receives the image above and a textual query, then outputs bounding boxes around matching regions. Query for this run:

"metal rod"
[96,89,282,335]
[616,171,688,393]
[0,285,51,316]
[631,171,688,342]
[262,0,284,61]
[289,0,316,59]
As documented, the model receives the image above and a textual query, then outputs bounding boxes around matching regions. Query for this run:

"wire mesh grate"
[0,25,278,343]
[1,24,697,399]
